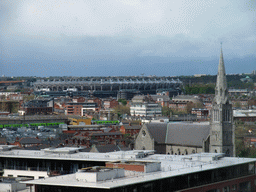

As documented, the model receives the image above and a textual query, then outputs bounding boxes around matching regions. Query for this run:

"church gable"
[135,124,154,150]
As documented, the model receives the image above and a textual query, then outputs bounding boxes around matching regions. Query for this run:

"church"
[135,47,235,157]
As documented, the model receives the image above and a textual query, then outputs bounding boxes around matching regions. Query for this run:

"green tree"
[23,95,35,102]
[113,105,130,117]
[162,106,172,117]
[118,99,127,106]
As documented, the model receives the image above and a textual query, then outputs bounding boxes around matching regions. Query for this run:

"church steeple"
[214,44,228,105]
[209,44,235,157]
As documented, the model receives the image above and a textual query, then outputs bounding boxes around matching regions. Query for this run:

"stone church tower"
[209,46,235,156]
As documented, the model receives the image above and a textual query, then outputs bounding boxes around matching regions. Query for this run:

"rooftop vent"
[43,147,81,154]
[76,167,125,182]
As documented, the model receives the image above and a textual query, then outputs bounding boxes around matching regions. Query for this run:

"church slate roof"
[146,123,168,143]
[166,123,210,147]
[143,122,210,147]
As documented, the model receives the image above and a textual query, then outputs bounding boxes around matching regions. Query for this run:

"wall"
[106,163,145,172]
[76,169,125,182]
[166,145,202,155]
[76,172,97,182]
[145,162,161,173]
[135,125,154,151]
[3,169,48,180]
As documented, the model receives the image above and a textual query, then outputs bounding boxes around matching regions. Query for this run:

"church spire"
[210,44,235,157]
[215,43,228,105]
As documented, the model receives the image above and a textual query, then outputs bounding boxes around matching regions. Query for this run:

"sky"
[0,0,255,77]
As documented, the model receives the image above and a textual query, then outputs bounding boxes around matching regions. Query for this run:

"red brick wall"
[106,163,145,172]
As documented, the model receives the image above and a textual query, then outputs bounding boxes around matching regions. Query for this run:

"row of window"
[207,181,251,192]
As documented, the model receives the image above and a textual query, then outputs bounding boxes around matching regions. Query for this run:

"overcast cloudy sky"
[0,0,255,77]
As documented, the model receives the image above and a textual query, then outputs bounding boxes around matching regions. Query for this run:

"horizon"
[1,0,255,77]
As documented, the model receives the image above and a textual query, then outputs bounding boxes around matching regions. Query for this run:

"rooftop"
[0,147,154,161]
[23,152,256,189]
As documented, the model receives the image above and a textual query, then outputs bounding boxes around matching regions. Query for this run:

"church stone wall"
[135,125,154,151]
[166,145,203,155]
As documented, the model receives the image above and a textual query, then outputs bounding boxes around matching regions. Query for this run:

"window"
[223,186,230,192]
[232,184,237,191]
[142,130,146,136]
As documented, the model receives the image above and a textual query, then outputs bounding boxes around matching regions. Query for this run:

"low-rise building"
[233,109,256,122]
[24,152,256,192]
[66,102,98,116]
[169,95,202,112]
[103,98,118,109]
[150,94,170,107]
[191,108,209,119]
[120,123,142,137]
[22,98,54,115]
[130,95,162,117]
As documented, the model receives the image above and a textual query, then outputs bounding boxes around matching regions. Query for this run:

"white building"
[24,152,256,192]
[130,95,162,117]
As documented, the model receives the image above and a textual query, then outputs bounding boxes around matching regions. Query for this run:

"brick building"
[22,98,54,115]
[66,102,98,116]
[103,98,118,109]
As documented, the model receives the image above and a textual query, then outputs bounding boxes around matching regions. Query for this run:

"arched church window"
[142,146,145,150]
[192,150,195,154]
[215,149,217,153]
[171,151,173,155]
[220,88,222,96]
[178,149,180,155]
[185,149,188,155]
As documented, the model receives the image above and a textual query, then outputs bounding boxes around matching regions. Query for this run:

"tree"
[0,95,6,100]
[113,105,130,117]
[248,99,255,109]
[23,95,35,102]
[186,102,194,113]
[118,99,127,106]
[234,102,241,108]
[1,101,19,113]
[162,106,172,117]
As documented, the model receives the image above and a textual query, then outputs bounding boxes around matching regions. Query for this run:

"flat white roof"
[0,148,154,162]
[23,152,256,189]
